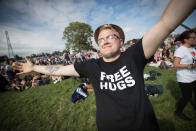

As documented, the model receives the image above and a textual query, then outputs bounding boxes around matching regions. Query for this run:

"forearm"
[143,0,196,59]
[160,0,195,32]
[33,64,80,77]
[192,63,196,68]
[174,64,190,69]
[174,63,196,69]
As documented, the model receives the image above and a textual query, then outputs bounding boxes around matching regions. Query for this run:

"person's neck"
[183,43,191,48]
[103,53,121,62]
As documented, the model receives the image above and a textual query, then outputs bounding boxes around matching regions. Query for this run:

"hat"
[94,24,125,44]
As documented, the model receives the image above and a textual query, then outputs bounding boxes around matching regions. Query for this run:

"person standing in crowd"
[173,30,196,121]
[162,45,170,59]
[4,60,16,81]
[75,52,83,62]
[0,70,8,92]
[15,0,195,130]
[89,49,99,59]
[63,51,71,65]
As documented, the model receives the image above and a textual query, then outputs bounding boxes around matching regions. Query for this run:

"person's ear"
[120,39,123,47]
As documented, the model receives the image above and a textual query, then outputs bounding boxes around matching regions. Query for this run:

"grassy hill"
[0,66,196,131]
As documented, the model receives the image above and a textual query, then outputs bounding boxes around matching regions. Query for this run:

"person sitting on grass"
[12,76,28,91]
[51,75,62,84]
[0,72,8,92]
[24,73,33,88]
[14,1,195,130]
[83,78,94,92]
[41,74,50,85]
[31,72,42,88]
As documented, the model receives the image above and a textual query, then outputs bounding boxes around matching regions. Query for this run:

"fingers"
[14,62,23,70]
[15,62,23,66]
[13,66,23,71]
[15,67,26,75]
[24,56,31,63]
[16,72,26,75]
[24,56,28,62]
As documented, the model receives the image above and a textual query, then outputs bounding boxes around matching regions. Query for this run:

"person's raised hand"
[15,57,34,75]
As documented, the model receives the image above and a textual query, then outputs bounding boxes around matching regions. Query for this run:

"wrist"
[32,64,35,72]
[187,64,193,69]
[192,63,196,68]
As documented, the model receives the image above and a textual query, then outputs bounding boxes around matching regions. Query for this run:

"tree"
[51,51,62,56]
[0,55,8,63]
[31,54,37,58]
[14,55,22,60]
[65,43,71,53]
[62,22,94,52]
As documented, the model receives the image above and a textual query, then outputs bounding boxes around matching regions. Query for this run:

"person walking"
[174,30,196,121]
[15,0,196,130]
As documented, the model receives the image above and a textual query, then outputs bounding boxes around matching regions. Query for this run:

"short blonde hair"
[94,24,125,44]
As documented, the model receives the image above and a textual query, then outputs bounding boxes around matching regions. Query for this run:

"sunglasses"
[188,36,196,39]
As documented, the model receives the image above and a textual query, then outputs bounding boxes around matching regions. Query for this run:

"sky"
[0,0,195,57]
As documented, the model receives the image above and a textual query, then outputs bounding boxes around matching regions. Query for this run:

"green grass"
[0,66,196,131]
[144,67,196,131]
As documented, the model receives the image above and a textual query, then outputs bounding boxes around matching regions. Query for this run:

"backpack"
[148,75,156,80]
[149,70,161,77]
[145,84,163,96]
[71,83,88,103]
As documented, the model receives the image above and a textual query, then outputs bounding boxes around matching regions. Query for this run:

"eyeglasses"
[188,36,196,39]
[97,34,120,45]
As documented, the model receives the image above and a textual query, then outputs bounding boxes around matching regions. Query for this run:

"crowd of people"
[0,33,195,92]
[0,49,99,92]
[148,43,175,69]
[0,60,51,91]
[0,0,195,131]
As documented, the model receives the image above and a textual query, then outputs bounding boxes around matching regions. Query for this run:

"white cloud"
[139,0,153,5]
[89,5,115,26]
[0,0,98,57]
[0,0,195,57]
[141,0,170,17]
[0,25,64,56]
[3,0,29,13]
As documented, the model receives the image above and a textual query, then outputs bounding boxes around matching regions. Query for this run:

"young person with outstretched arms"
[15,0,196,130]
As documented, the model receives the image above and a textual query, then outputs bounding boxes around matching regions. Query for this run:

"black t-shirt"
[74,39,159,131]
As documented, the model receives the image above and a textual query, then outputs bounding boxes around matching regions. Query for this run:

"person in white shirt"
[15,0,196,130]
[174,30,196,121]
[89,49,99,59]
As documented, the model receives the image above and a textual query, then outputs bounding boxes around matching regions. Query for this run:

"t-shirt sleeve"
[125,39,150,68]
[174,47,184,58]
[74,59,95,78]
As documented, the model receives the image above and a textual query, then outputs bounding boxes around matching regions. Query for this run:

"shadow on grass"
[158,119,175,131]
[166,80,181,101]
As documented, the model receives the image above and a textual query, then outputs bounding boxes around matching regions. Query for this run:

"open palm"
[15,57,34,75]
